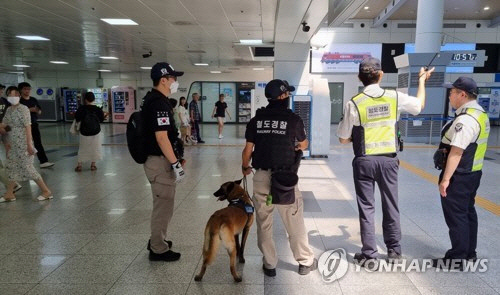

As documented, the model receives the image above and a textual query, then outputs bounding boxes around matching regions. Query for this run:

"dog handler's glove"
[172,161,185,183]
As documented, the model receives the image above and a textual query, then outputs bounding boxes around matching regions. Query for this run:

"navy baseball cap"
[265,79,295,100]
[444,76,477,96]
[150,62,184,80]
[359,57,381,73]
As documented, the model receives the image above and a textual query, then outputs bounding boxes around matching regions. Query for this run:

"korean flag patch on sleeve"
[156,111,170,126]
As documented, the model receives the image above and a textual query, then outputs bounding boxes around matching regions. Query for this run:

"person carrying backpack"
[74,92,105,172]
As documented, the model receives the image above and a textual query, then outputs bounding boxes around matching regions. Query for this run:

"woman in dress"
[74,92,105,172]
[211,93,231,139]
[0,86,52,202]
[178,96,194,145]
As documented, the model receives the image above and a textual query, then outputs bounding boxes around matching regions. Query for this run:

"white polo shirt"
[441,100,483,150]
[337,84,422,139]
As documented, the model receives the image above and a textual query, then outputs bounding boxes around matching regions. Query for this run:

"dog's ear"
[235,178,242,185]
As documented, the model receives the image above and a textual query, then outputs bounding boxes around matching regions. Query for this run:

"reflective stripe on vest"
[351,90,398,155]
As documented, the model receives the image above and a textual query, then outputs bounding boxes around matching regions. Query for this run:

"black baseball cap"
[150,62,184,80]
[265,79,295,100]
[444,76,477,96]
[359,57,381,73]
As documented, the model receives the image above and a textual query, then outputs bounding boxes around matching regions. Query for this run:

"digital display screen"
[451,53,477,61]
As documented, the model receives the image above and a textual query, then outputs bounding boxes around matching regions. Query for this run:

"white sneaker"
[40,162,55,168]
[218,134,223,139]
[13,183,22,192]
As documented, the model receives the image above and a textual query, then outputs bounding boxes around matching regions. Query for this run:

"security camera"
[142,51,152,58]
[301,21,310,32]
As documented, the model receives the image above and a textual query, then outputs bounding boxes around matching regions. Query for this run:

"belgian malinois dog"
[194,179,254,282]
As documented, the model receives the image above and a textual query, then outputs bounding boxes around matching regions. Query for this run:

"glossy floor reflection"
[0,122,499,295]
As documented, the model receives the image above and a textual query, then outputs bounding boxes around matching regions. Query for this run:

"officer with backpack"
[141,62,185,262]
[74,91,105,172]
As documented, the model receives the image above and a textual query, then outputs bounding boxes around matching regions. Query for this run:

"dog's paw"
[194,275,203,281]
[233,275,242,283]
[239,257,246,263]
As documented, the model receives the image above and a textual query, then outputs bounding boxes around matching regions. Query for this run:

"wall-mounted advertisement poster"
[311,43,382,73]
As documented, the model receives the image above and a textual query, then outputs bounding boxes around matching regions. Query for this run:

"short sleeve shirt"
[245,108,306,143]
[337,84,421,139]
[19,96,41,124]
[142,89,176,156]
[441,101,482,150]
[215,101,227,117]
[189,100,201,121]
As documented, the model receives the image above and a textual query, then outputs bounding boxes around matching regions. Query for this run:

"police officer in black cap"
[142,62,185,262]
[242,79,316,277]
[433,77,490,269]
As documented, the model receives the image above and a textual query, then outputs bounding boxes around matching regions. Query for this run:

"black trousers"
[353,156,401,258]
[439,170,482,259]
[194,120,202,141]
[31,123,49,164]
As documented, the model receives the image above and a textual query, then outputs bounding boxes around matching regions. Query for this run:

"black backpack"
[126,110,148,164]
[80,110,101,136]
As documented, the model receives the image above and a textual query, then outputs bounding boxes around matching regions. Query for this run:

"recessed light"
[101,18,138,25]
[484,6,490,10]
[140,66,152,70]
[253,68,265,71]
[194,63,209,66]
[13,64,30,68]
[99,56,118,60]
[16,35,49,41]
[50,61,68,64]
[239,39,262,44]
[98,69,111,72]
[364,6,369,10]
[210,71,222,74]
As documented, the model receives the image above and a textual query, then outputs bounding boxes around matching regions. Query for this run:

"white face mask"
[7,96,20,105]
[170,81,179,94]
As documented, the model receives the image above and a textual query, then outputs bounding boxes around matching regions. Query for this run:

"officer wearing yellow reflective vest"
[337,57,434,265]
[432,77,490,268]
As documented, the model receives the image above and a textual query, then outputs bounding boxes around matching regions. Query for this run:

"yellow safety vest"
[443,108,490,172]
[351,90,398,156]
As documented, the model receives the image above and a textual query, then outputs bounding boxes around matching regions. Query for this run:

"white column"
[273,42,310,93]
[415,0,444,53]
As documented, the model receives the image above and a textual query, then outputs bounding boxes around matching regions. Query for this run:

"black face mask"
[269,96,290,108]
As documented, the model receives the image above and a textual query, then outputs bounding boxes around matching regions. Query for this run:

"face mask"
[7,96,20,105]
[170,81,179,94]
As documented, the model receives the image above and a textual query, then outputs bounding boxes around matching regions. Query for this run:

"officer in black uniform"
[142,62,185,262]
[433,77,490,269]
[242,79,316,277]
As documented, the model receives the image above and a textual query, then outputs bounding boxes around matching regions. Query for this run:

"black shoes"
[353,252,378,268]
[198,140,205,143]
[149,250,181,261]
[387,249,402,260]
[432,258,465,271]
[263,265,276,277]
[147,239,172,251]
[298,258,318,275]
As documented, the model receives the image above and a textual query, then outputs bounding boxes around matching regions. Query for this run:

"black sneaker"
[149,250,181,262]
[147,239,173,251]
[467,254,477,262]
[298,258,318,275]
[263,265,276,277]
[432,258,464,271]
[353,252,378,268]
[387,249,402,260]
[198,140,205,143]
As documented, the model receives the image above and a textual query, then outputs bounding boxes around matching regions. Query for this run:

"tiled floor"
[0,122,499,295]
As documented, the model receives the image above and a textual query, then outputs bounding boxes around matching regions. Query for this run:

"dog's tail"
[202,222,220,265]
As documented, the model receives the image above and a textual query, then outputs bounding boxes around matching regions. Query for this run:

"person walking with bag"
[242,79,316,277]
[74,92,105,172]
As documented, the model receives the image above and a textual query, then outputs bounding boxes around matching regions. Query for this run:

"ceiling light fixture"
[142,51,152,58]
[483,6,490,10]
[50,61,68,64]
[13,64,30,67]
[16,35,50,41]
[239,39,262,44]
[101,18,138,25]
[253,68,265,71]
[140,66,152,70]
[98,69,111,72]
[8,71,24,74]
[364,6,369,10]
[99,56,118,60]
[210,71,222,74]
[194,63,209,66]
